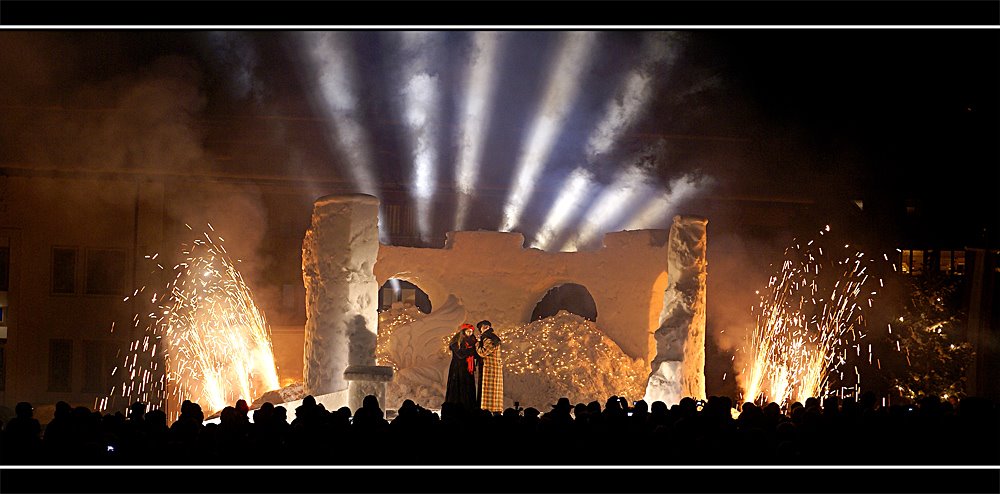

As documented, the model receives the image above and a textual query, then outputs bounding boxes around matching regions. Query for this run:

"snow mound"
[499,310,648,410]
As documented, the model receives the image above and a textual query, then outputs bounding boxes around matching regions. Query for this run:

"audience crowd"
[1,392,997,465]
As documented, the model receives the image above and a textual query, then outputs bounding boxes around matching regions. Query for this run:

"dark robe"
[444,332,480,410]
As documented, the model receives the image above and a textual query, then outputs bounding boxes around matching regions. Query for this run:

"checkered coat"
[476,329,504,413]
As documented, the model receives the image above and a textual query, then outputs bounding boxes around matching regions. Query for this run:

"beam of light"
[303,32,390,243]
[621,174,713,230]
[98,230,280,423]
[500,32,599,233]
[206,32,261,103]
[529,167,594,250]
[400,31,443,243]
[454,31,503,231]
[561,165,650,252]
[585,32,679,160]
[530,34,678,250]
[738,226,887,407]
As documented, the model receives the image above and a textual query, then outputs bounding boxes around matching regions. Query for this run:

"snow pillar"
[302,193,392,399]
[644,215,708,405]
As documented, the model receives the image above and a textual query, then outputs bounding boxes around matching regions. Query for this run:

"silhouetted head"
[678,397,697,414]
[362,394,381,410]
[54,401,71,418]
[253,402,274,422]
[220,406,237,424]
[550,397,572,414]
[605,396,622,410]
[129,402,146,420]
[146,409,167,428]
[235,399,250,415]
[14,402,33,419]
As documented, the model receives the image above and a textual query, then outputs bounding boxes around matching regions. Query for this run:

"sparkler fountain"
[99,227,281,422]
[738,226,888,407]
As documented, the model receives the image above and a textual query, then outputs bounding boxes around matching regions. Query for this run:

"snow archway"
[531,283,598,322]
[379,279,432,314]
[304,194,708,408]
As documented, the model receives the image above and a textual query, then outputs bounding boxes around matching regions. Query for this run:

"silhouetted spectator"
[3,402,42,463]
[42,401,73,461]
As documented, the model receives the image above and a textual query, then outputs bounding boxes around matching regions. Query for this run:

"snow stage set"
[291,193,708,413]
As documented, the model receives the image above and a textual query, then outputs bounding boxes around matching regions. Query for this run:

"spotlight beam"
[622,174,712,231]
[531,33,680,250]
[586,32,683,160]
[562,165,650,252]
[400,32,443,243]
[304,32,391,243]
[455,31,503,231]
[530,167,594,250]
[500,32,599,233]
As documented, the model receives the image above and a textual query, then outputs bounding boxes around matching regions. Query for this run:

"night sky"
[1,29,995,243]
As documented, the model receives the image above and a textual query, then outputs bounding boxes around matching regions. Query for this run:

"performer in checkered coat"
[475,320,504,413]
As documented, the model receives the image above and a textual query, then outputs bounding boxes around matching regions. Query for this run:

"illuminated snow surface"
[377,304,647,411]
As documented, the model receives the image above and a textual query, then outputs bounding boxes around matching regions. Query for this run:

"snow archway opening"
[530,283,598,322]
[378,278,432,314]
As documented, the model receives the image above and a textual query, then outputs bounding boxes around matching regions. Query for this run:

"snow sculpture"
[302,195,708,410]
[376,294,467,409]
[302,193,389,400]
[645,215,708,405]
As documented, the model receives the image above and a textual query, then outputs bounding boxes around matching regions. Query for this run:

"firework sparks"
[738,226,887,407]
[99,229,279,422]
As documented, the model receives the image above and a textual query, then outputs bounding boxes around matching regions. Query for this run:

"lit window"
[911,250,924,276]
[940,250,952,273]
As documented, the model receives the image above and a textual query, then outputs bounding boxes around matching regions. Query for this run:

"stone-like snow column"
[302,193,383,397]
[644,215,708,405]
